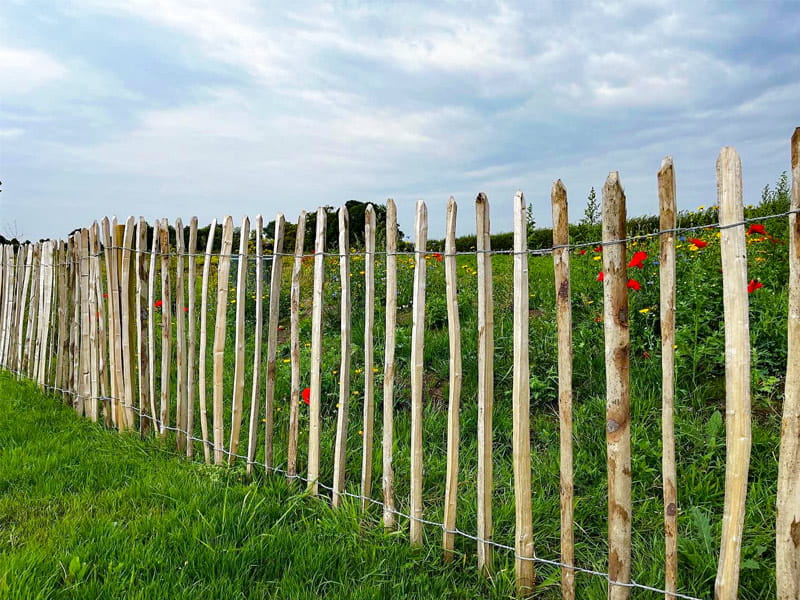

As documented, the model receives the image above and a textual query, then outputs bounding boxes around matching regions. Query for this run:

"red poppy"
[103,293,108,298]
[578,249,587,255]
[627,278,641,291]
[302,387,311,405]
[183,306,188,312]
[433,252,443,262]
[688,238,708,248]
[627,251,647,269]
[277,325,285,331]
[747,279,763,293]
[597,271,604,282]
[154,299,163,308]
[747,224,766,235]
[593,246,602,253]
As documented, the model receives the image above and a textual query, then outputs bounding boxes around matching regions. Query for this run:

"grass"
[0,371,515,599]
[2,200,791,598]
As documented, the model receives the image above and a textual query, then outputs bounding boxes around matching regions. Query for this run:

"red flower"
[433,252,443,262]
[748,279,763,293]
[277,325,285,331]
[103,293,108,298]
[578,249,587,255]
[597,271,604,282]
[627,251,647,269]
[689,238,708,248]
[154,299,163,308]
[183,306,188,312]
[747,224,766,235]
[302,387,311,405]
[627,279,641,291]
[593,246,602,253]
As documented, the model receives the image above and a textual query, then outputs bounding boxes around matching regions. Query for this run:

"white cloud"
[0,47,66,95]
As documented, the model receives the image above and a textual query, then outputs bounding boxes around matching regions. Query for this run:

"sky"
[1,0,798,242]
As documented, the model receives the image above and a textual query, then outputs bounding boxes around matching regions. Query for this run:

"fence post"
[382,199,398,529]
[476,193,494,573]
[333,206,351,506]
[136,218,151,434]
[603,172,632,600]
[100,219,117,427]
[308,207,326,495]
[186,217,198,457]
[159,219,172,438]
[95,231,109,427]
[229,216,250,463]
[512,192,535,596]
[69,237,80,407]
[442,197,462,561]
[88,224,100,423]
[263,214,285,471]
[12,245,33,373]
[175,218,187,452]
[36,242,55,388]
[409,200,428,547]
[213,216,234,464]
[245,215,263,475]
[119,218,136,429]
[52,243,65,393]
[147,220,159,434]
[79,230,91,417]
[552,180,575,600]
[287,211,306,479]
[777,127,800,600]
[361,204,377,510]
[198,219,217,463]
[658,158,678,600]
[715,147,751,600]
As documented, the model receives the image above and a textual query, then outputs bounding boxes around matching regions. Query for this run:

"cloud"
[0,46,67,95]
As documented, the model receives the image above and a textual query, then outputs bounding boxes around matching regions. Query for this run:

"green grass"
[0,372,514,599]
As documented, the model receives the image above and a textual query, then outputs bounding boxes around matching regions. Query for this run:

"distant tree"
[525,202,537,246]
[580,187,600,225]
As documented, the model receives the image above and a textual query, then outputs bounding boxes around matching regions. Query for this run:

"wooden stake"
[213,216,234,464]
[658,158,678,600]
[79,230,91,417]
[409,200,428,546]
[512,192,535,596]
[287,211,306,478]
[69,237,80,407]
[23,243,41,379]
[382,199,398,529]
[112,221,127,429]
[777,127,800,600]
[186,217,198,457]
[199,219,217,463]
[715,147,751,600]
[101,219,118,427]
[228,216,250,463]
[361,204,377,510]
[442,197,462,561]
[263,214,285,471]
[120,218,136,429]
[95,236,110,427]
[136,218,150,434]
[246,215,264,474]
[12,245,33,373]
[175,218,187,451]
[37,242,55,388]
[552,180,575,599]
[159,219,172,438]
[88,224,100,422]
[308,207,326,495]
[147,220,159,433]
[333,206,351,506]
[603,173,631,600]
[476,193,494,572]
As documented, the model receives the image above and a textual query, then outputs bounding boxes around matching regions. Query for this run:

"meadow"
[0,185,793,599]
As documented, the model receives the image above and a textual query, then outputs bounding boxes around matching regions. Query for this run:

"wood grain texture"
[360,205,377,510]
[228,216,250,463]
[245,215,263,475]
[287,211,306,478]
[213,216,234,464]
[307,207,326,495]
[777,127,800,600]
[186,217,198,457]
[333,206,351,506]
[198,219,217,463]
[382,199,398,529]
[715,147,751,600]
[175,218,187,451]
[551,180,575,600]
[263,214,285,471]
[159,220,172,438]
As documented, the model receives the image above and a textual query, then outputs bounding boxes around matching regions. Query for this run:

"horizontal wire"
[0,364,705,600]
[4,207,798,269]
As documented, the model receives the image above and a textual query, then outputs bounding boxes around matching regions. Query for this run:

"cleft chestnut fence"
[1,128,799,600]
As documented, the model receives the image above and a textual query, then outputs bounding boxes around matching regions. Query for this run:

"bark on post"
[442,197,462,562]
[198,220,217,463]
[228,216,250,462]
[658,158,678,600]
[333,206,351,506]
[603,173,632,600]
[409,200,428,547]
[159,219,172,438]
[777,127,800,600]
[175,218,187,451]
[512,192,535,596]
[263,214,285,471]
[213,216,234,464]
[186,217,198,457]
[360,204,377,510]
[245,215,263,475]
[715,147,751,600]
[307,207,326,495]
[382,199,398,529]
[552,180,575,600]
[287,211,306,479]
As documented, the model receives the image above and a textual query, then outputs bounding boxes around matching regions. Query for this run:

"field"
[0,191,793,598]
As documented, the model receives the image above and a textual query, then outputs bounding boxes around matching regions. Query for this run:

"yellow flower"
[697,205,705,210]
[305,342,311,347]
[352,390,359,395]
[593,256,602,261]
[261,418,266,423]
[282,358,290,363]
[688,244,699,251]
[638,308,650,314]
[336,403,340,408]
[755,257,766,262]
[230,299,236,303]
[276,407,281,412]
[332,369,338,375]
[358,430,363,436]
[372,367,379,373]
[355,368,363,374]
[359,270,365,275]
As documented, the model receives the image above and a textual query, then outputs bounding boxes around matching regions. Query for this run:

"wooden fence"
[0,129,799,599]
